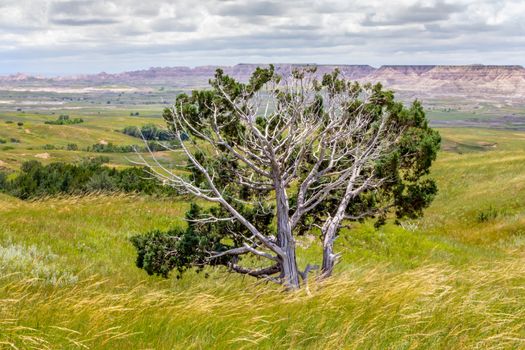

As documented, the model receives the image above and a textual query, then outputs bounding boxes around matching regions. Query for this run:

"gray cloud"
[362,1,466,26]
[214,1,287,17]
[52,18,120,26]
[1,0,525,75]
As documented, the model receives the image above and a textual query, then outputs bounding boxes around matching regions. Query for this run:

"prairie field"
[1,108,525,349]
[3,0,525,348]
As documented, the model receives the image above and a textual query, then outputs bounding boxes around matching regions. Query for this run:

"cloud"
[361,1,466,26]
[52,18,120,26]
[214,1,287,17]
[1,0,525,74]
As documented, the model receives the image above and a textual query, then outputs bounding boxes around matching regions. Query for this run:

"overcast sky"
[1,0,524,75]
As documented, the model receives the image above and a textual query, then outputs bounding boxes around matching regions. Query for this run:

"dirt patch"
[0,160,7,167]
[477,142,497,148]
[35,153,50,159]
[99,140,108,145]
[24,129,31,134]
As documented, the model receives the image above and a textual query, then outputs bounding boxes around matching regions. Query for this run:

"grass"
[0,110,169,170]
[1,126,525,348]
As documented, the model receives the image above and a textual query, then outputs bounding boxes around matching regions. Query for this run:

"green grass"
[1,126,525,348]
[0,110,173,170]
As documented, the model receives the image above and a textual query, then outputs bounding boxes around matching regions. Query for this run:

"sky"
[1,0,525,76]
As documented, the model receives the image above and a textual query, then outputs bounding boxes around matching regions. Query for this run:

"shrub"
[122,126,140,138]
[87,156,110,165]
[5,120,13,124]
[17,122,23,127]
[0,159,175,199]
[45,115,84,125]
[122,124,175,141]
[0,243,78,286]
[66,143,79,151]
[87,143,135,153]
[85,172,117,192]
[0,138,6,144]
[9,138,20,143]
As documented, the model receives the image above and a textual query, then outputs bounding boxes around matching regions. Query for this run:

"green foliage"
[131,200,275,278]
[66,143,78,151]
[122,124,175,141]
[0,159,175,199]
[45,115,84,125]
[86,140,179,153]
[87,142,136,153]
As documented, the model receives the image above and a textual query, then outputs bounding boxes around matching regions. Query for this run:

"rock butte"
[3,64,525,99]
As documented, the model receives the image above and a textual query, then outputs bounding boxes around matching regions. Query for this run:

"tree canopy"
[132,66,440,289]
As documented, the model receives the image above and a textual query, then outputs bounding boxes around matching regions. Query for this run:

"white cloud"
[1,0,524,74]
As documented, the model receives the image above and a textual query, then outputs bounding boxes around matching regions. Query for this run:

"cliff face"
[363,65,525,98]
[2,64,525,99]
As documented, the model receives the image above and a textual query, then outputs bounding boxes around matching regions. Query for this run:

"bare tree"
[133,66,440,290]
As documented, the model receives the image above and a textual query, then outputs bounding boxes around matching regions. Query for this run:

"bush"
[9,138,20,143]
[87,156,110,165]
[45,115,84,125]
[122,126,140,138]
[85,172,117,192]
[87,143,135,153]
[43,144,56,150]
[122,124,175,141]
[17,122,23,127]
[66,143,79,151]
[0,138,6,144]
[0,159,175,199]
[87,141,179,153]
[5,120,13,124]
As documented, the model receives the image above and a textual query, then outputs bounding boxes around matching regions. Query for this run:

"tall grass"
[1,259,524,349]
[1,128,525,349]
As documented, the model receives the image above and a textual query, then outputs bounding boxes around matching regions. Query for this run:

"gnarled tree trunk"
[275,175,301,290]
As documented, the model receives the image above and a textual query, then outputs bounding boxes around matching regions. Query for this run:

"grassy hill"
[0,109,171,170]
[1,125,524,349]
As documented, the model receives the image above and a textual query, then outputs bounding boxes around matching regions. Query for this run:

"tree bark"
[321,221,339,277]
[321,178,356,277]
[274,176,301,290]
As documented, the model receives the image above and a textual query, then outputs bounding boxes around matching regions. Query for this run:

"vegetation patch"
[122,124,175,140]
[0,159,175,199]
[0,243,77,285]
[45,114,84,125]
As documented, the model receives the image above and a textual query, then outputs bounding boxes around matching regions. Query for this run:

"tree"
[134,66,440,290]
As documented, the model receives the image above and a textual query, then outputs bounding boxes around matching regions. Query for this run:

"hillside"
[3,64,525,100]
[1,127,525,349]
